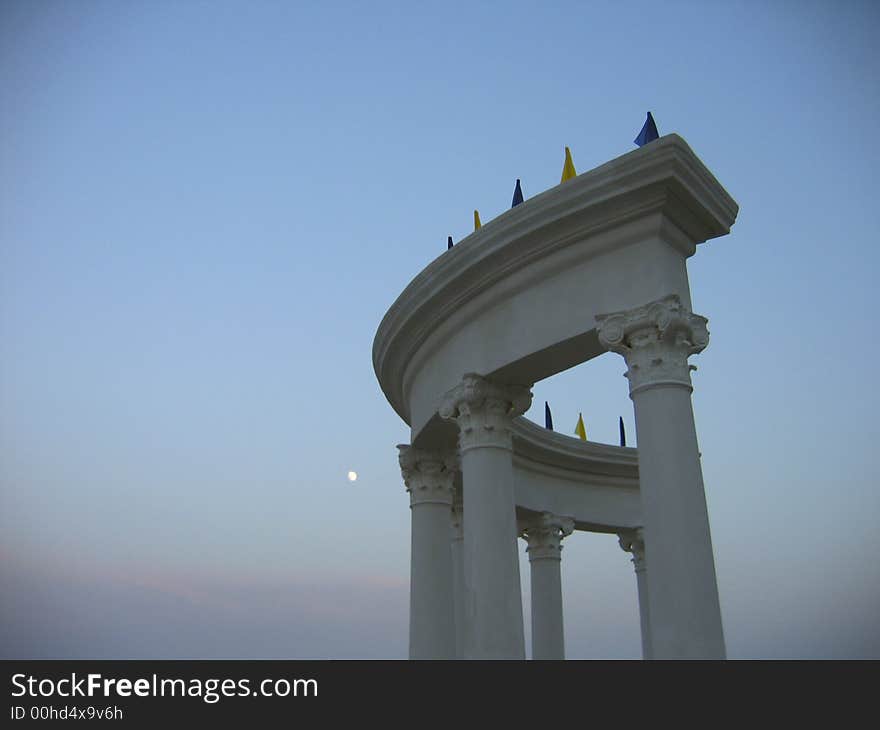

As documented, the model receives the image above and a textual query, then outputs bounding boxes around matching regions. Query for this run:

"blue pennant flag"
[634,111,659,147]
[511,178,524,207]
[619,416,627,447]
[545,401,554,430]
[447,235,453,250]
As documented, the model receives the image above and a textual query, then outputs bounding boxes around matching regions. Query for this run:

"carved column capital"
[438,373,532,452]
[596,295,709,396]
[618,528,646,573]
[398,445,457,508]
[519,512,575,561]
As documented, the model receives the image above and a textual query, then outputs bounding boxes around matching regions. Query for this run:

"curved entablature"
[372,134,738,446]
[509,417,640,532]
[385,134,738,659]
[511,416,637,479]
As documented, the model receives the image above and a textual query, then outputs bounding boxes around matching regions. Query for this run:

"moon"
[347,471,358,482]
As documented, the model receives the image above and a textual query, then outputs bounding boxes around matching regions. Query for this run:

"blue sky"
[2,0,878,658]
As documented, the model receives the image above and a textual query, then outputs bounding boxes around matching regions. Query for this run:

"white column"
[618,529,652,660]
[450,486,465,659]
[439,373,532,659]
[597,294,725,659]
[520,512,574,660]
[398,445,457,660]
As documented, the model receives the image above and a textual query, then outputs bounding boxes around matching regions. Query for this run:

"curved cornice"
[373,134,738,426]
[510,416,638,482]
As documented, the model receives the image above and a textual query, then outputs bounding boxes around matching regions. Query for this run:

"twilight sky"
[2,0,878,659]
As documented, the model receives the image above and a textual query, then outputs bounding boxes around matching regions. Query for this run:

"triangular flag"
[634,111,659,147]
[447,235,453,250]
[545,401,553,430]
[474,210,482,231]
[561,146,577,182]
[574,412,587,441]
[619,416,626,447]
[512,179,524,207]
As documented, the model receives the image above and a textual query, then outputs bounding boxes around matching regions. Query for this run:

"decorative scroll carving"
[618,528,647,573]
[596,295,709,396]
[398,445,457,507]
[520,512,575,561]
[439,373,532,451]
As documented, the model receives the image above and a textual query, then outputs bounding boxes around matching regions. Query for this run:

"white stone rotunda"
[372,135,738,660]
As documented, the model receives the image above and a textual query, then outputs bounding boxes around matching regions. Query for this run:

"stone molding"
[510,415,638,479]
[520,512,575,561]
[398,445,457,508]
[439,373,532,452]
[596,295,709,396]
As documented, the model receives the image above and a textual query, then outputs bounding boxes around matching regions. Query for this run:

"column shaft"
[450,490,465,659]
[529,557,564,659]
[440,373,532,659]
[529,557,565,659]
[598,295,725,659]
[634,564,651,660]
[399,446,456,660]
[631,387,724,658]
[522,512,573,660]
[408,502,456,658]
[619,529,652,660]
[460,445,524,658]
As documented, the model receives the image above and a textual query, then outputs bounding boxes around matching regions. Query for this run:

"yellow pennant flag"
[574,412,587,441]
[561,146,577,183]
[474,209,482,231]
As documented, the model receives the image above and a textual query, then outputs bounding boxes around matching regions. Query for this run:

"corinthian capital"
[438,373,532,452]
[397,445,457,508]
[596,295,709,396]
[618,528,646,572]
[519,512,575,561]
